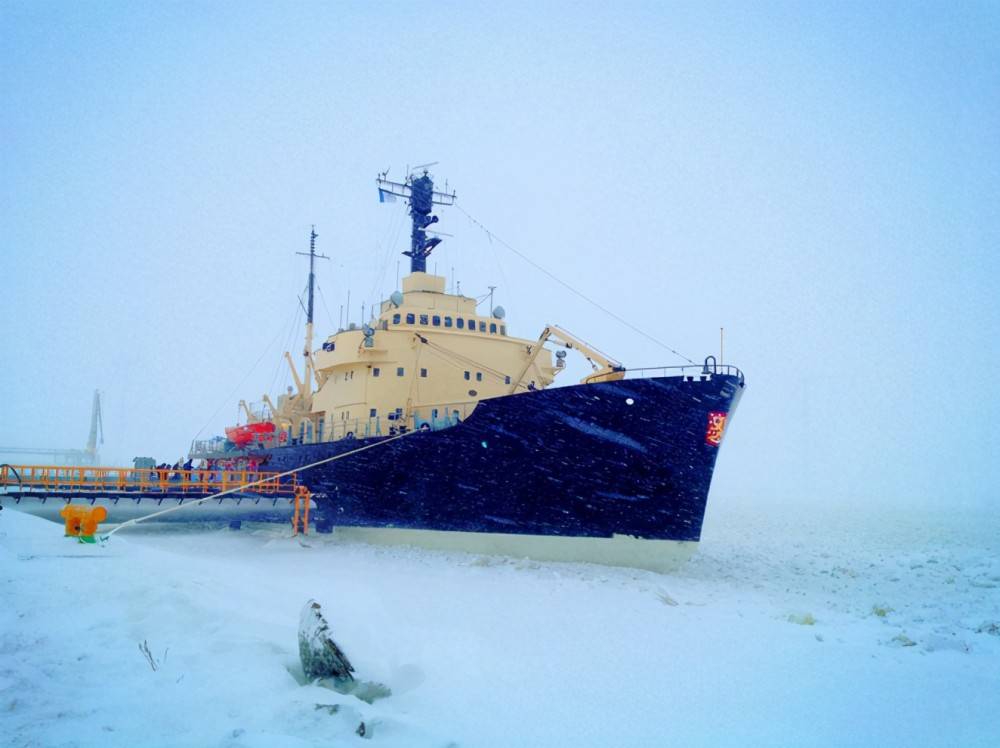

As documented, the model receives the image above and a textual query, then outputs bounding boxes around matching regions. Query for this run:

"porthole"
[625,397,635,406]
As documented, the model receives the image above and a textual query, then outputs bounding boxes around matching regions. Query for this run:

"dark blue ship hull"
[256,373,744,542]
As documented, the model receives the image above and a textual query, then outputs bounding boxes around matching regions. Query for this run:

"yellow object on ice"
[60,504,108,542]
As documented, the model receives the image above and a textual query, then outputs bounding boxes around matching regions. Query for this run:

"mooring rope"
[102,429,417,539]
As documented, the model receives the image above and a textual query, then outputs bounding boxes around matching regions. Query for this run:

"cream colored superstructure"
[268,272,562,444]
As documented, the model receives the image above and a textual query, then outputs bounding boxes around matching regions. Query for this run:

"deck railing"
[624,359,745,386]
[0,463,297,495]
[192,400,482,456]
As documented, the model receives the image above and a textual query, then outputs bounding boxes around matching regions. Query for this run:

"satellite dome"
[492,305,506,320]
[390,291,404,307]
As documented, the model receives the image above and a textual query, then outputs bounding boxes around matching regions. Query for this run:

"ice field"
[2,500,998,748]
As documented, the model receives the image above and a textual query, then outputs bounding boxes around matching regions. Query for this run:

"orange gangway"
[0,463,298,496]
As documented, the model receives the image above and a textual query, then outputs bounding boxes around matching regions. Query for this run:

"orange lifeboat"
[225,422,282,449]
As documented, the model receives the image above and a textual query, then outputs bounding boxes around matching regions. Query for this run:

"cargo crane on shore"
[0,389,103,466]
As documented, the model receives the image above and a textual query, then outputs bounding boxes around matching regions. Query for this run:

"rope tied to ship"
[101,429,418,540]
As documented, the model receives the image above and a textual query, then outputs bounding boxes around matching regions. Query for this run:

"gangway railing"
[0,464,298,496]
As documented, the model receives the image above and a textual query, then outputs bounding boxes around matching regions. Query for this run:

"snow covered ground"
[2,500,998,748]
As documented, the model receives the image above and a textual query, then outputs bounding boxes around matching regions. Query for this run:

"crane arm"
[239,399,258,424]
[507,327,552,394]
[308,351,328,387]
[262,395,288,427]
[546,324,625,384]
[284,351,308,397]
[508,324,625,394]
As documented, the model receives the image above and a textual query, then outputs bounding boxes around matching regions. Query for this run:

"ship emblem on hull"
[705,411,728,446]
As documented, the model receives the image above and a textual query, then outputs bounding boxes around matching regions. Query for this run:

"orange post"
[291,489,302,535]
[301,487,311,534]
[292,485,311,535]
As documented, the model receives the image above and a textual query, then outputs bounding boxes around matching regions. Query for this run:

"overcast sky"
[2,1,997,511]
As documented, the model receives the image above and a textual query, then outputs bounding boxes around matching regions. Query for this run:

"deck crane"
[508,324,626,394]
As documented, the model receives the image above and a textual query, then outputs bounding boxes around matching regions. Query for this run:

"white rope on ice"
[102,429,418,539]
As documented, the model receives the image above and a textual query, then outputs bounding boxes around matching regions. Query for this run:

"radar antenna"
[377,168,456,274]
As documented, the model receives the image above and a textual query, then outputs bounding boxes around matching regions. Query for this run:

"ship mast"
[296,226,329,391]
[377,167,456,274]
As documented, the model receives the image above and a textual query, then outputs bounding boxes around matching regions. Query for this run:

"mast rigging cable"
[456,205,695,365]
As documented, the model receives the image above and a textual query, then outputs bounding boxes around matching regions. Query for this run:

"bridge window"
[370,408,377,418]
[464,371,470,380]
[500,325,506,335]
[444,316,453,328]
[397,367,404,376]
[457,318,465,329]
[476,372,483,382]
[505,375,511,384]
[419,314,429,325]
[406,313,415,324]
[420,368,428,378]
[318,418,324,442]
[392,313,400,324]
[432,408,439,418]
[372,367,380,377]
[489,323,497,334]
[479,321,487,332]
[468,318,476,330]
[432,315,441,326]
